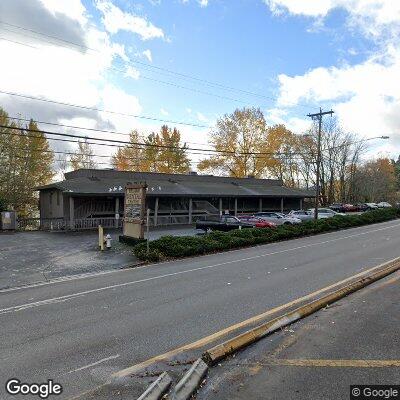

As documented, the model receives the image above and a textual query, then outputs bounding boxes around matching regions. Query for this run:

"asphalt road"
[1,219,400,399]
[198,270,400,400]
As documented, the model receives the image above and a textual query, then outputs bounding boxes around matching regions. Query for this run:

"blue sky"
[0,0,399,162]
[86,0,367,125]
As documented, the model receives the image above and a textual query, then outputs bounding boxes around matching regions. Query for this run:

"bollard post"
[146,208,150,256]
[98,225,104,251]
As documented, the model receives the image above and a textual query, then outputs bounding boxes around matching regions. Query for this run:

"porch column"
[188,198,193,224]
[259,198,263,212]
[154,197,159,226]
[280,197,284,213]
[299,198,303,210]
[234,198,238,216]
[115,197,120,228]
[219,198,223,216]
[69,196,74,230]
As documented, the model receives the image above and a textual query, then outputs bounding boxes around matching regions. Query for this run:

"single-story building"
[37,169,315,229]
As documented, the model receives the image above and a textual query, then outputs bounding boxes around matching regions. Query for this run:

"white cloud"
[142,49,152,62]
[160,108,169,116]
[95,0,164,40]
[266,108,310,133]
[196,112,208,122]
[0,0,149,167]
[39,0,88,25]
[265,0,400,155]
[124,65,141,80]
[264,1,400,38]
[198,0,209,7]
[99,84,142,132]
[265,0,333,17]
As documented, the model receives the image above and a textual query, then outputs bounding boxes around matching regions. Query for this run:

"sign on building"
[123,184,147,239]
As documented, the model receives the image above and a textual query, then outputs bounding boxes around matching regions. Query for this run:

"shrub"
[133,209,400,261]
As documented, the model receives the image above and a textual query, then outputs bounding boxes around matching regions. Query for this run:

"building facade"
[37,169,315,229]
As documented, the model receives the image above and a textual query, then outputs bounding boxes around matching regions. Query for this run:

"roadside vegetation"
[133,208,400,262]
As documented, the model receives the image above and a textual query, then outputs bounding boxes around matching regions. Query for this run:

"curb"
[171,358,208,400]
[137,372,172,400]
[202,257,400,365]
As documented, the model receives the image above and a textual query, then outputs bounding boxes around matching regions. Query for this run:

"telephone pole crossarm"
[307,108,334,220]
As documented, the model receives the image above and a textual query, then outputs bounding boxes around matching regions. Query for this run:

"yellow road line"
[261,359,400,368]
[112,259,398,379]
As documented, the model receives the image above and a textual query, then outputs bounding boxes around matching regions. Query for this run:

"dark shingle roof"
[37,169,315,198]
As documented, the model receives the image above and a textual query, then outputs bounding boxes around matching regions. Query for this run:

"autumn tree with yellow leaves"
[112,125,191,174]
[0,107,54,216]
[198,108,277,178]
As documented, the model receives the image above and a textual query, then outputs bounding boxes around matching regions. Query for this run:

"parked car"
[196,215,254,232]
[343,203,358,212]
[286,210,313,221]
[329,203,346,212]
[254,212,301,225]
[308,208,345,219]
[329,203,357,212]
[377,201,392,208]
[237,215,276,228]
[355,203,377,211]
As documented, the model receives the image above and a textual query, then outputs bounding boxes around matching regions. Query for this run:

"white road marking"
[1,222,399,315]
[65,355,120,374]
[2,220,399,294]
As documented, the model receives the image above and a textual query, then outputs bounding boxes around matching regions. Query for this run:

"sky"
[0,0,399,171]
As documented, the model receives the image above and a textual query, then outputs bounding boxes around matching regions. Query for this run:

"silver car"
[308,208,345,219]
[287,210,313,221]
[377,202,392,208]
[254,212,302,225]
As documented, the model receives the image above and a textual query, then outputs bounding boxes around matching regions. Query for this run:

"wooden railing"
[73,217,122,230]
[17,217,122,231]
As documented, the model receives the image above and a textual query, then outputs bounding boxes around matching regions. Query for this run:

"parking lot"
[0,230,138,289]
[0,225,203,289]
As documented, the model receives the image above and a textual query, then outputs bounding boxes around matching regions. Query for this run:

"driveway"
[0,230,138,289]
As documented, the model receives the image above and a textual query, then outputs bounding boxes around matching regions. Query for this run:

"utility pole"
[307,108,334,220]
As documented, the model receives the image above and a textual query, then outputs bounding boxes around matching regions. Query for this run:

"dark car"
[330,203,357,212]
[196,215,254,232]
[329,203,345,212]
[355,203,377,211]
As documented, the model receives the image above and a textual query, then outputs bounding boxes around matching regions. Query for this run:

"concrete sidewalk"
[198,271,400,400]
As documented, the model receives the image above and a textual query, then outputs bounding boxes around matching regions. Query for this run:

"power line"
[0,90,211,129]
[0,25,271,107]
[0,20,314,111]
[0,129,220,158]
[0,36,37,48]
[6,146,204,165]
[0,124,315,157]
[6,116,211,147]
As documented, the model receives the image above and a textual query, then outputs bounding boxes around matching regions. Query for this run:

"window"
[56,191,60,206]
[49,192,53,206]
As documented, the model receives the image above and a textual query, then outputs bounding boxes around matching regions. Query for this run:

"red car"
[343,204,358,212]
[237,215,276,228]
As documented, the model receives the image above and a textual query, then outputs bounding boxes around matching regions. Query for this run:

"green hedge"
[133,208,400,262]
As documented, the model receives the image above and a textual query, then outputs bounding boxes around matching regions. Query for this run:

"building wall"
[39,189,64,219]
